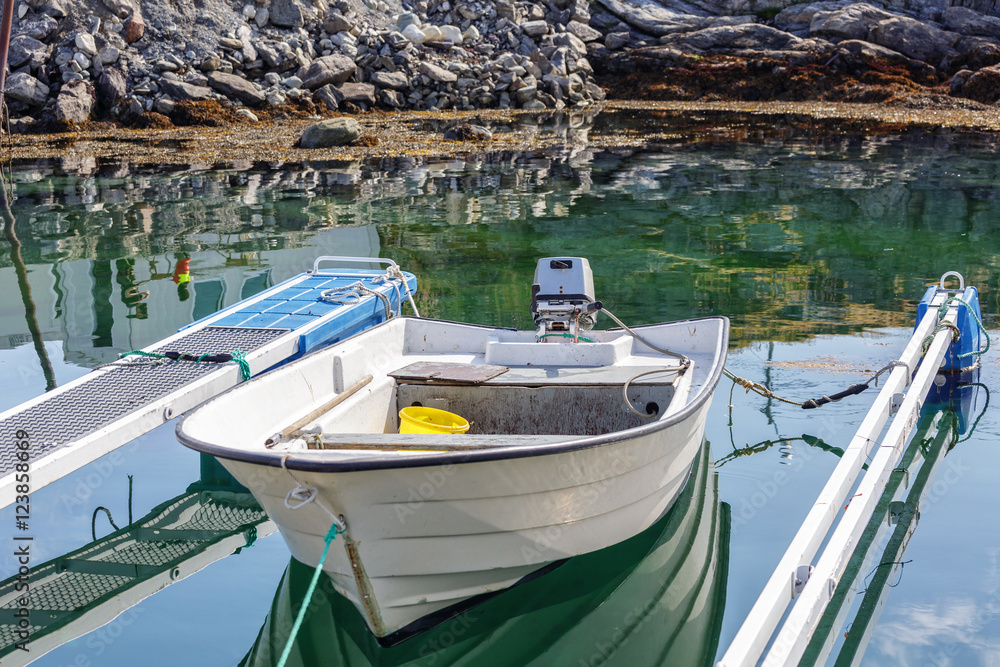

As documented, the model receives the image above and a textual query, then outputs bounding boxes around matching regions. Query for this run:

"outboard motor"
[530,257,602,341]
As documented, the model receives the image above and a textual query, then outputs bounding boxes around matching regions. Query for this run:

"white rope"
[321,281,394,319]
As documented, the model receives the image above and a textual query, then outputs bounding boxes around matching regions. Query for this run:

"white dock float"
[719,273,982,667]
[0,257,417,509]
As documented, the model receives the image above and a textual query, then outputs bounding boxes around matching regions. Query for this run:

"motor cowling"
[531,257,601,339]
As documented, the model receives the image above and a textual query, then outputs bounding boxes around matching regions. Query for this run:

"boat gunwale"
[175,315,730,472]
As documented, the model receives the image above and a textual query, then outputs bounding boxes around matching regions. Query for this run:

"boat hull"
[219,391,711,638]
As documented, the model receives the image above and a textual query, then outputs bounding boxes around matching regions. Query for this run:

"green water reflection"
[0,121,999,666]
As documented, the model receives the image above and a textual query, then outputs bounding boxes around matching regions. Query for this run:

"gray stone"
[298,118,362,147]
[395,11,420,29]
[219,37,243,50]
[662,24,805,53]
[369,70,409,90]
[159,78,214,101]
[98,46,120,65]
[314,84,340,110]
[809,4,897,41]
[323,12,353,34]
[270,0,304,28]
[944,6,1000,41]
[335,82,376,105]
[869,16,960,65]
[207,71,266,106]
[605,31,630,50]
[19,14,58,40]
[379,89,404,107]
[521,20,549,37]
[5,72,49,106]
[591,0,701,38]
[200,55,222,72]
[8,35,48,70]
[419,61,457,83]
[300,54,356,89]
[566,20,601,42]
[553,31,588,55]
[154,97,177,115]
[75,33,98,56]
[54,79,94,122]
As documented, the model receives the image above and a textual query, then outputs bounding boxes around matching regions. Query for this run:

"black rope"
[860,559,913,594]
[91,507,119,541]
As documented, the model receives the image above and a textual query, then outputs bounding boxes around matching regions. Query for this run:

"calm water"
[0,117,998,666]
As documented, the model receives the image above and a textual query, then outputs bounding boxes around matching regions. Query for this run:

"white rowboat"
[177,257,729,643]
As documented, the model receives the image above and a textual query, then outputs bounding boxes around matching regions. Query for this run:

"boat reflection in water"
[241,441,729,667]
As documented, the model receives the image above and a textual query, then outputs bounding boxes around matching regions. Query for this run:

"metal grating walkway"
[0,259,417,507]
[0,327,284,474]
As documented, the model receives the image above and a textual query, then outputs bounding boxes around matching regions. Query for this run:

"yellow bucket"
[398,406,470,435]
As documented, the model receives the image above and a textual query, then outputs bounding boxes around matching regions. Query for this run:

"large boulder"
[369,70,409,90]
[5,72,49,106]
[54,79,95,123]
[662,24,805,52]
[869,16,960,65]
[298,118,362,148]
[592,0,704,37]
[952,64,1000,103]
[809,4,898,41]
[300,54,356,89]
[159,78,214,101]
[944,6,1000,41]
[419,61,457,83]
[207,71,266,107]
[96,67,127,109]
[270,0,306,28]
[8,35,49,70]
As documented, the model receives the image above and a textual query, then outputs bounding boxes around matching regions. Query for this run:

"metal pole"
[0,0,15,108]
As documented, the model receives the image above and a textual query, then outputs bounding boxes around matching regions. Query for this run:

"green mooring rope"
[921,296,990,359]
[118,348,252,381]
[276,520,346,667]
[537,332,596,343]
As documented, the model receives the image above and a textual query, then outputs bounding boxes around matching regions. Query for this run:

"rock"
[54,79,95,122]
[5,72,49,106]
[270,0,304,28]
[300,54,356,89]
[869,16,960,66]
[553,32,588,55]
[96,67,126,109]
[954,64,1000,103]
[314,84,339,110]
[19,14,58,40]
[809,5,897,41]
[323,13,353,34]
[206,71,266,106]
[7,35,49,70]
[422,24,443,41]
[335,82,376,106]
[440,25,463,43]
[236,108,258,122]
[591,0,701,38]
[662,24,805,53]
[566,20,601,42]
[464,25,480,41]
[8,116,35,134]
[521,20,549,37]
[255,7,269,27]
[298,118,362,147]
[159,78,214,100]
[395,12,420,29]
[605,31,630,50]
[200,55,222,72]
[944,7,1000,41]
[402,23,426,44]
[419,61,457,83]
[444,123,492,140]
[75,33,98,56]
[379,89,404,107]
[98,46,120,65]
[123,11,144,44]
[219,37,243,50]
[369,70,409,90]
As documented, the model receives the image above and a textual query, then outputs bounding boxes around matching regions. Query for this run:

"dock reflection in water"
[241,441,729,667]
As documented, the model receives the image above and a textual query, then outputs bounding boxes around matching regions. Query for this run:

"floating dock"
[0,257,417,509]
[719,272,985,667]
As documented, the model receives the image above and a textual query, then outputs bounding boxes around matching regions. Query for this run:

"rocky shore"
[4,0,1000,133]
